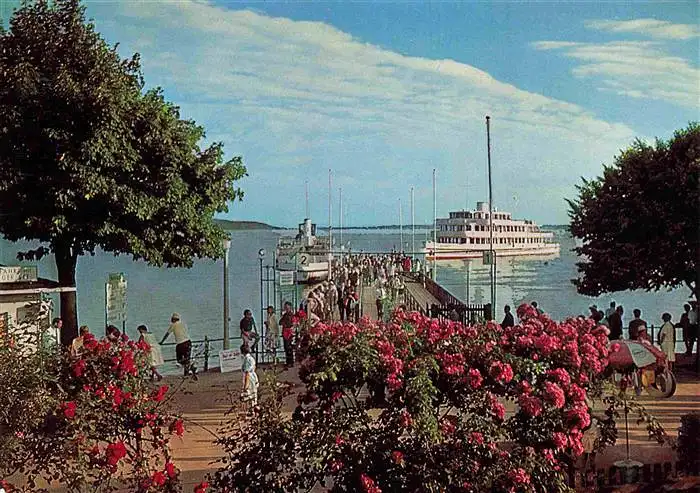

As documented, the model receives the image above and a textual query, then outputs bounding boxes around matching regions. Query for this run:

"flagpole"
[339,187,343,261]
[486,116,495,318]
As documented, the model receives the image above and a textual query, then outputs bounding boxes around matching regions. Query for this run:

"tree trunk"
[55,241,78,346]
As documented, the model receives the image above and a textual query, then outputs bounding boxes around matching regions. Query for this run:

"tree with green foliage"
[568,123,699,302]
[0,0,246,343]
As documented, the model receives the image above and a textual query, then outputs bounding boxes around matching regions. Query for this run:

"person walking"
[280,302,295,366]
[501,305,514,328]
[138,324,163,381]
[240,343,259,415]
[160,313,197,379]
[337,282,346,321]
[658,313,676,370]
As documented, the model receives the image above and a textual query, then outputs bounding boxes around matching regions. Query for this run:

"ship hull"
[276,262,329,283]
[423,244,560,261]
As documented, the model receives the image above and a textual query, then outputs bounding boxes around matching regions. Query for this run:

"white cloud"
[586,18,699,40]
[532,40,699,108]
[87,1,640,224]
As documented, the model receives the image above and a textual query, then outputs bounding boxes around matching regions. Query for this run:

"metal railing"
[161,334,288,373]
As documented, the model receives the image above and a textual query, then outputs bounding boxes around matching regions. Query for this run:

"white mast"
[432,168,437,281]
[328,169,332,280]
[411,187,415,257]
[305,180,309,218]
[486,116,495,318]
[339,187,343,261]
[399,198,403,252]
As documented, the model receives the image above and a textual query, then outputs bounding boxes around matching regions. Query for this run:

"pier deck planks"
[403,279,440,309]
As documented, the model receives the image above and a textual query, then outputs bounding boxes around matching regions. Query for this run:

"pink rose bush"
[0,326,184,492]
[214,303,611,492]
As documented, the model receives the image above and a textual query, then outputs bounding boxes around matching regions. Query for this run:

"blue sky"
[2,1,698,226]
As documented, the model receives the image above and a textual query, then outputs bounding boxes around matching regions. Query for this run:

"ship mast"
[328,169,332,280]
[486,116,495,318]
[432,168,437,281]
[411,187,415,257]
[399,198,403,252]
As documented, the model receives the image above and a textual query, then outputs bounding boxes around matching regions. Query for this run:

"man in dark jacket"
[501,305,515,328]
[608,306,624,340]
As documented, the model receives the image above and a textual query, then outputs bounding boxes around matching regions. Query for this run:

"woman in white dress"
[138,325,164,381]
[264,305,279,355]
[658,313,676,370]
[240,343,259,415]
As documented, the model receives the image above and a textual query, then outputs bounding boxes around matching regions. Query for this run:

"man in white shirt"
[160,312,196,379]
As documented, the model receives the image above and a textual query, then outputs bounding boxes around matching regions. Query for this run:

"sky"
[1,1,698,226]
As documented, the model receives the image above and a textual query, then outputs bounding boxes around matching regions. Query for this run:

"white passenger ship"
[276,218,331,283]
[424,202,560,261]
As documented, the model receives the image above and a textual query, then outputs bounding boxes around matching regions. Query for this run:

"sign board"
[0,266,38,283]
[279,271,295,286]
[105,273,127,325]
[219,347,242,373]
[482,251,495,265]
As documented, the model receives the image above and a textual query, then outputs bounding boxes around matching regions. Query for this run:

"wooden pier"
[358,273,492,323]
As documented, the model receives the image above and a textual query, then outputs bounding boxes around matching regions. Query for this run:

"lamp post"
[222,237,231,350]
[258,248,265,363]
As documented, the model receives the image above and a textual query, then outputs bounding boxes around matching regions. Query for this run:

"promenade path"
[168,353,699,490]
[17,353,698,491]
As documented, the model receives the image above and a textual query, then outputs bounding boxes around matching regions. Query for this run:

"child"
[137,325,164,381]
[240,343,259,415]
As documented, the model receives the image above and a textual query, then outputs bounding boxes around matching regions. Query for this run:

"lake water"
[0,229,691,371]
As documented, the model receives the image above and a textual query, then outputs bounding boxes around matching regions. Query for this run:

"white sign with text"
[219,348,242,374]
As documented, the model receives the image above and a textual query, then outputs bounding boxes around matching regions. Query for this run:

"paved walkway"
[168,354,700,489]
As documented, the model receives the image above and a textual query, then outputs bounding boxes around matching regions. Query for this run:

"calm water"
[0,229,691,370]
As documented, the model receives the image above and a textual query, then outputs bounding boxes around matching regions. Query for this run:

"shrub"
[0,304,184,492]
[212,304,614,492]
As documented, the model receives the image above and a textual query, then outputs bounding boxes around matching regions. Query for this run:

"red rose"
[194,481,209,493]
[391,450,404,465]
[151,471,166,487]
[153,385,169,402]
[105,441,127,466]
[518,394,543,417]
[544,382,566,409]
[165,461,177,478]
[72,359,86,377]
[170,418,185,437]
[61,401,77,419]
[282,327,294,341]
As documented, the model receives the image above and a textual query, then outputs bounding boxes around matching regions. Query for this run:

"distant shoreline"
[215,220,567,231]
